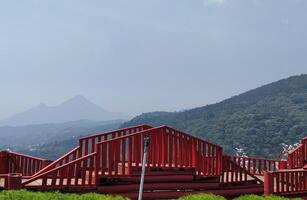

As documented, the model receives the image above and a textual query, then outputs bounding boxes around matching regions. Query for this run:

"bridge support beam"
[264,171,274,196]
[7,173,22,190]
[0,151,9,174]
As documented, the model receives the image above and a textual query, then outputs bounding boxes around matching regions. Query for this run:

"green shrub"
[0,190,128,200]
[179,193,302,200]
[178,193,226,200]
[234,194,302,200]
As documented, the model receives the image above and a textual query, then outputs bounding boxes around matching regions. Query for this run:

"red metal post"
[7,173,22,190]
[264,171,274,196]
[279,160,287,170]
[0,151,9,174]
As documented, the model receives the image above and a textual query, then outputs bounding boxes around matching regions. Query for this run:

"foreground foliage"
[235,194,302,200]
[0,191,303,200]
[179,193,225,200]
[179,193,302,200]
[0,190,128,200]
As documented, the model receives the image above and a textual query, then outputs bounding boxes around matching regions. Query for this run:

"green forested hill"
[122,75,307,158]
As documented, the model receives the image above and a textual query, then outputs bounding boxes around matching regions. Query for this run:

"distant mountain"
[0,95,127,126]
[122,74,307,158]
[0,119,124,151]
[8,120,124,160]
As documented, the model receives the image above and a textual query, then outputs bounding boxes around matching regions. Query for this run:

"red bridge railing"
[34,125,152,176]
[222,155,262,184]
[0,151,47,177]
[224,155,279,175]
[95,126,223,177]
[3,124,306,197]
[264,169,307,195]
[288,137,307,169]
[23,152,97,189]
[79,125,152,156]
[33,146,80,176]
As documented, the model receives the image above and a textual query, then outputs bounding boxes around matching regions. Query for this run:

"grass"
[0,191,304,200]
[179,193,303,200]
[178,193,226,200]
[0,190,128,200]
[234,194,302,200]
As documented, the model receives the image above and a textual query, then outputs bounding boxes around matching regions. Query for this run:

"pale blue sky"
[1,0,307,119]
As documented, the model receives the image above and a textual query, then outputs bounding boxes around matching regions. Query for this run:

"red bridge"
[0,125,306,199]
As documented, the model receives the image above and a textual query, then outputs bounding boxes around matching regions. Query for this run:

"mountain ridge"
[122,74,307,158]
[0,96,127,126]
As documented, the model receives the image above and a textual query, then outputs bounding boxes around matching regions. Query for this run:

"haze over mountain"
[0,119,123,159]
[0,95,127,126]
[123,74,307,158]
[0,119,123,147]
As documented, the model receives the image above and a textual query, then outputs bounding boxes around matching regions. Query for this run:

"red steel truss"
[0,124,305,199]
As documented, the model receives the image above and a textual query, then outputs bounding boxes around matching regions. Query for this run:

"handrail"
[96,125,221,149]
[32,125,152,178]
[7,151,45,162]
[79,124,152,141]
[288,137,307,169]
[264,169,307,195]
[288,144,303,155]
[23,152,96,187]
[79,124,152,157]
[33,146,80,176]
[228,155,278,163]
[224,155,279,175]
[221,156,263,184]
[5,151,46,176]
[95,125,223,177]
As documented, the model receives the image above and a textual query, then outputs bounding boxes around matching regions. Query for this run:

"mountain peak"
[69,95,88,102]
[0,96,126,126]
[60,95,93,106]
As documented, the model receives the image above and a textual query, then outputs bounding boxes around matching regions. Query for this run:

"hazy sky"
[1,0,307,119]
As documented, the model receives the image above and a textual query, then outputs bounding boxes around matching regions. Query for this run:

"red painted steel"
[34,125,152,177]
[95,125,223,178]
[1,124,306,198]
[79,124,152,156]
[224,155,279,176]
[0,151,9,174]
[288,137,307,169]
[0,174,8,189]
[0,151,46,176]
[23,153,97,188]
[264,169,307,196]
[98,182,220,193]
[221,155,264,184]
[34,146,81,176]
[264,171,274,196]
[7,173,22,190]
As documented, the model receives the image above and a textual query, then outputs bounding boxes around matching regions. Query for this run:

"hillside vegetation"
[123,75,307,158]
